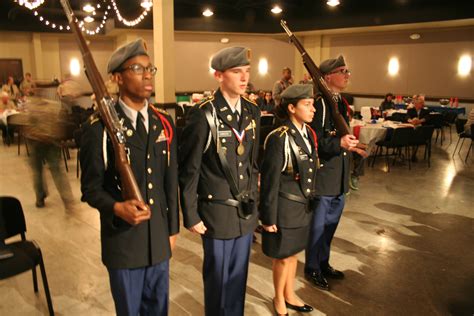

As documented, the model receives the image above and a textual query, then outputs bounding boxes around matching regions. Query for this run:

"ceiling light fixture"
[202,9,214,17]
[140,0,153,10]
[409,33,421,40]
[220,38,229,44]
[271,5,283,14]
[83,3,95,13]
[326,0,340,7]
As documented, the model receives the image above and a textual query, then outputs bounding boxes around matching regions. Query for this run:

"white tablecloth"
[351,120,414,154]
[0,109,19,125]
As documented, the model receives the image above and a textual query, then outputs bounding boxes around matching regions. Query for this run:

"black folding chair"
[411,125,434,167]
[0,196,54,315]
[428,113,445,145]
[466,124,473,163]
[452,118,469,157]
[371,127,415,172]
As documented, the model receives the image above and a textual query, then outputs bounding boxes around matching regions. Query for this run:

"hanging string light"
[13,0,151,34]
[110,0,152,27]
[28,1,109,35]
[15,0,44,10]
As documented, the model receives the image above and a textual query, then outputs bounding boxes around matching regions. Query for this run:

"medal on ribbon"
[232,128,246,156]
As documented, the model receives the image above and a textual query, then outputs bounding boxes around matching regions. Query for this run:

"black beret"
[211,47,251,71]
[320,55,346,75]
[280,84,314,100]
[107,38,149,74]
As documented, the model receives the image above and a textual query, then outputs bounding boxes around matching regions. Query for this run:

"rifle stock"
[60,0,143,202]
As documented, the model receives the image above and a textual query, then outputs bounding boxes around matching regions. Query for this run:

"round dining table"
[351,119,414,155]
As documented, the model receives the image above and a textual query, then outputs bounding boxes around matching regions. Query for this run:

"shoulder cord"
[321,98,327,129]
[102,129,108,170]
[203,103,217,153]
[263,129,291,173]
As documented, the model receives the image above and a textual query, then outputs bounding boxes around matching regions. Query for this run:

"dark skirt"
[262,225,310,259]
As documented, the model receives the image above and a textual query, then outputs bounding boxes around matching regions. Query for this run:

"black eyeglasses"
[328,69,351,75]
[120,64,157,75]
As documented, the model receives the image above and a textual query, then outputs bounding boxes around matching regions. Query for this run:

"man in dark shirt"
[407,95,430,126]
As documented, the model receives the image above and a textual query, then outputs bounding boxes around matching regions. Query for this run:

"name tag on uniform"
[300,154,309,161]
[218,130,232,138]
[156,130,167,142]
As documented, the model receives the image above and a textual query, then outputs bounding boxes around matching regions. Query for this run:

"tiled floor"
[0,135,473,315]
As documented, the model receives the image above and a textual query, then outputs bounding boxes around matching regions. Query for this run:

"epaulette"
[276,125,289,137]
[242,96,258,106]
[150,104,169,116]
[198,96,214,109]
[263,126,288,149]
[89,113,100,125]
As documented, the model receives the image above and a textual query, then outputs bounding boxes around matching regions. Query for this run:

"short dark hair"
[275,98,299,120]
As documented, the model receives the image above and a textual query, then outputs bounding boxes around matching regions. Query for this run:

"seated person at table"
[0,91,16,143]
[20,72,36,96]
[2,76,20,102]
[465,108,474,135]
[259,91,275,113]
[380,93,394,112]
[407,95,429,126]
[1,91,16,111]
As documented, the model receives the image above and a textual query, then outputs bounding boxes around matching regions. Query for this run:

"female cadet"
[259,84,318,315]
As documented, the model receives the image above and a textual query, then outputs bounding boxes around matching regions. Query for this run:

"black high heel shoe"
[272,298,289,316]
[286,301,314,313]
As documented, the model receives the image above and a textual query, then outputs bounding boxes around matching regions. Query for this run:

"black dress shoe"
[304,271,329,291]
[322,265,345,279]
[286,301,314,313]
[272,299,288,316]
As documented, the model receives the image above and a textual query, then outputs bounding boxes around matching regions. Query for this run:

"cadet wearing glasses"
[80,38,179,316]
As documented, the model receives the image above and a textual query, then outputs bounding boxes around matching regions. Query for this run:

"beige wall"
[0,32,34,78]
[1,24,472,100]
[174,33,295,92]
[294,26,474,99]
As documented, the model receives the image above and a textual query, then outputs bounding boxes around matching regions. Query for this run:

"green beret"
[280,84,314,101]
[320,55,346,75]
[211,46,251,71]
[107,38,149,74]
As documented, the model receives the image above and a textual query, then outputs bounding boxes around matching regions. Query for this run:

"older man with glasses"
[305,55,359,291]
[80,38,179,316]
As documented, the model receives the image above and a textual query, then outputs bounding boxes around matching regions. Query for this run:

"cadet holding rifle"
[79,39,178,315]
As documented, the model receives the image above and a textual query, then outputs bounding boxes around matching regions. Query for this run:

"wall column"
[153,0,176,115]
[32,33,43,79]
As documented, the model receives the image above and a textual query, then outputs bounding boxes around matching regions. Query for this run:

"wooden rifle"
[280,20,368,155]
[60,0,144,201]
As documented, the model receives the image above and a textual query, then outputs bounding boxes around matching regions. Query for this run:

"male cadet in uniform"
[80,39,178,315]
[179,47,260,316]
[305,55,359,291]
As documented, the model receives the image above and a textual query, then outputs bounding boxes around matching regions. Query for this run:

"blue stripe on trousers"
[305,194,345,273]
[108,260,169,316]
[202,233,252,316]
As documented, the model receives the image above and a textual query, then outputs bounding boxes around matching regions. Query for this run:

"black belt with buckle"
[199,197,253,219]
[278,191,314,213]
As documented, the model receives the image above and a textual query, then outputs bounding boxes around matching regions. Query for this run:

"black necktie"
[233,110,241,129]
[136,112,148,144]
